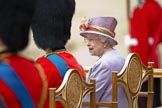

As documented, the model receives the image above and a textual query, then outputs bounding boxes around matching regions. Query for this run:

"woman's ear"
[104,39,110,47]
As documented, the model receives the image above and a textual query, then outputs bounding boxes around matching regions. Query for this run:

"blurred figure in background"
[31,0,85,107]
[125,0,162,107]
[0,0,47,108]
[79,16,129,108]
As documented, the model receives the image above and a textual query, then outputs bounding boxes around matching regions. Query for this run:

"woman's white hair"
[98,35,116,47]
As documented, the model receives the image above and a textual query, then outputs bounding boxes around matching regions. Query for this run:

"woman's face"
[84,33,106,57]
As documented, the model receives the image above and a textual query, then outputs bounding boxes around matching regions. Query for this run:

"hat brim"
[80,30,118,46]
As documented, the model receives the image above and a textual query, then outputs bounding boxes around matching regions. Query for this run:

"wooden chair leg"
[49,88,56,108]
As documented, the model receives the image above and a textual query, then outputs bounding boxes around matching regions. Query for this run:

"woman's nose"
[86,42,91,47]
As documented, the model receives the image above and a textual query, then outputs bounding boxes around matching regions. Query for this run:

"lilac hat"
[79,16,118,46]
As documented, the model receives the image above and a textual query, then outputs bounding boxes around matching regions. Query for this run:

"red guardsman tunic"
[130,0,161,68]
[36,50,85,108]
[0,54,47,108]
[151,10,162,66]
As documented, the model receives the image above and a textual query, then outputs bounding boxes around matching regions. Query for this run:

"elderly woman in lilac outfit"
[79,16,129,108]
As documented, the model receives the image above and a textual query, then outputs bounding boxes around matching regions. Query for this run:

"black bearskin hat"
[0,0,36,53]
[31,0,75,51]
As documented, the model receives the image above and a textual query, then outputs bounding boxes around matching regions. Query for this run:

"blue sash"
[0,62,34,108]
[47,54,69,78]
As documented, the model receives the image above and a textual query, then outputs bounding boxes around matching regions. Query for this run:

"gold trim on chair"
[49,69,87,108]
[153,69,162,78]
[83,53,154,108]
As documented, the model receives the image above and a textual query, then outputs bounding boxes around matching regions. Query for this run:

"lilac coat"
[83,49,129,108]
